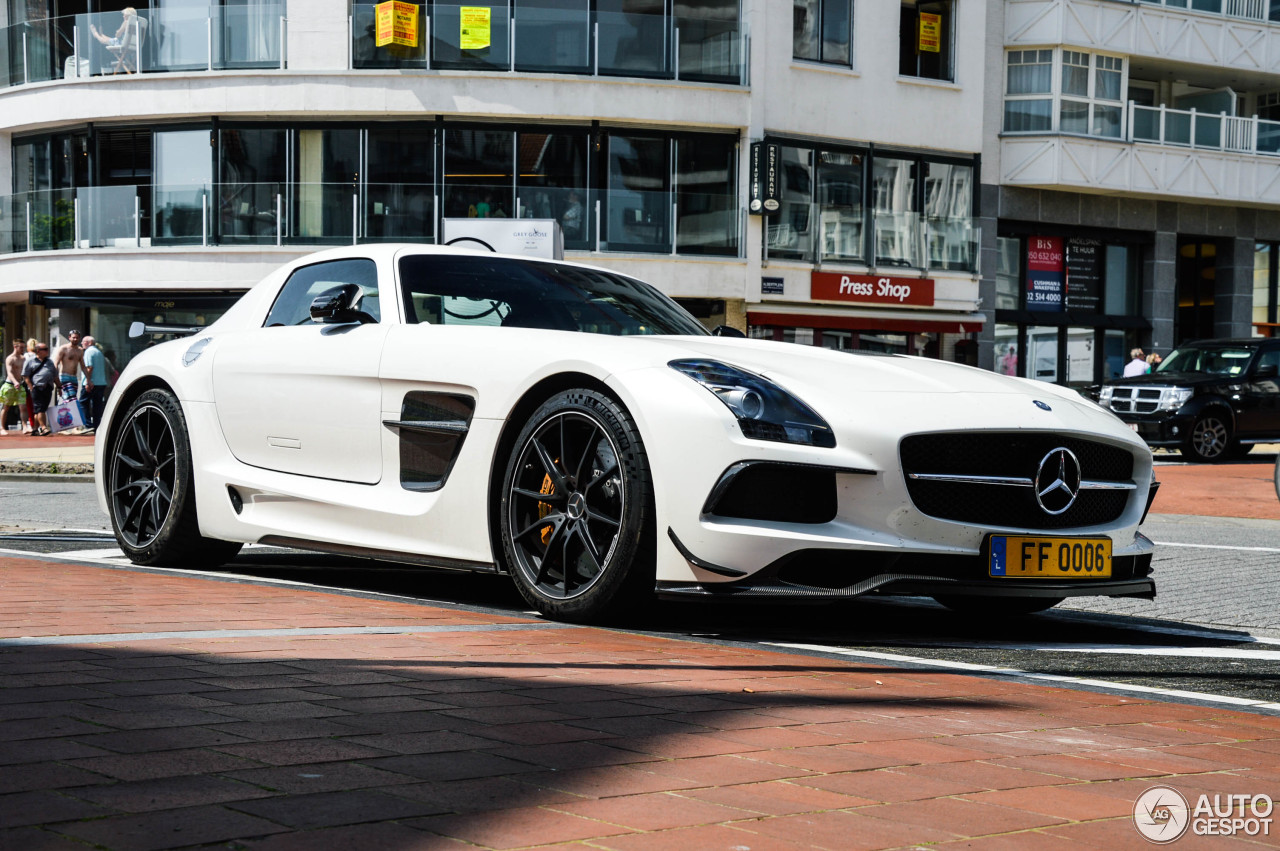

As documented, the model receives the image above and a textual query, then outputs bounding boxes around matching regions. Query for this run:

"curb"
[0,472,95,483]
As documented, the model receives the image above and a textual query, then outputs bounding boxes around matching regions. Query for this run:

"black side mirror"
[711,324,746,338]
[310,284,376,325]
[1255,363,1278,379]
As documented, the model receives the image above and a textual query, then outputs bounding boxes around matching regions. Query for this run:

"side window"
[1258,349,1280,371]
[263,259,381,327]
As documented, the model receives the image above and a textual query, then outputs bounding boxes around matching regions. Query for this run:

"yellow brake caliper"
[538,460,559,545]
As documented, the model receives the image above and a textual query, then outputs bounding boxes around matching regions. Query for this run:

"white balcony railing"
[1138,0,1268,22]
[1127,102,1280,156]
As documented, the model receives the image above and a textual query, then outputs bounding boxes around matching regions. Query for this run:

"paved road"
[2,479,1277,712]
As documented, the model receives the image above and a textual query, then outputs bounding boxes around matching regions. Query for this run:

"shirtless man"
[54,330,85,403]
[1,339,30,435]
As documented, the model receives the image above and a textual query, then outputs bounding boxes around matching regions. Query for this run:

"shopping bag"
[48,398,85,433]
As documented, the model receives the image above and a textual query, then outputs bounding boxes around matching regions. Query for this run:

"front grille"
[900,432,1135,530]
[1109,386,1164,414]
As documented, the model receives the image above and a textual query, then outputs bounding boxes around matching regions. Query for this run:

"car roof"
[1179,338,1273,347]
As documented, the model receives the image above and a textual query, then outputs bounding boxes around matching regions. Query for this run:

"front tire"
[1182,412,1233,462]
[499,389,654,623]
[107,389,242,567]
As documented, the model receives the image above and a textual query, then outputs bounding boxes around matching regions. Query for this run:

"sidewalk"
[0,432,95,475]
[2,555,1279,850]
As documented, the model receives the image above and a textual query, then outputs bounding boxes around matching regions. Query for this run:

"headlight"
[669,359,835,448]
[1098,386,1114,407]
[1162,387,1193,412]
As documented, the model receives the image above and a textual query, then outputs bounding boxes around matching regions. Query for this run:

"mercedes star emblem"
[1035,447,1082,516]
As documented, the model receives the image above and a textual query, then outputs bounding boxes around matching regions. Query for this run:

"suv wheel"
[1182,412,1233,463]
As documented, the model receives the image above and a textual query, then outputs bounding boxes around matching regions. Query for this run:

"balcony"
[349,3,748,84]
[0,183,743,259]
[1006,0,1280,74]
[1000,102,1280,204]
[1,7,284,90]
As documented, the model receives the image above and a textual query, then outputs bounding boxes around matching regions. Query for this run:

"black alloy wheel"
[1183,412,1233,463]
[108,389,242,567]
[500,389,653,622]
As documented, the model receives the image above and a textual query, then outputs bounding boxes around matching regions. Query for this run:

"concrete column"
[1143,231,1176,352]
[1216,237,1256,339]
[286,0,348,71]
[976,197,998,371]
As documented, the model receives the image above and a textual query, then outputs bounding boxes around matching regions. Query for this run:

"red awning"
[747,309,985,335]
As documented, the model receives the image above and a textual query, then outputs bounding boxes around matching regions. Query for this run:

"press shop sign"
[811,272,935,307]
[375,1,419,47]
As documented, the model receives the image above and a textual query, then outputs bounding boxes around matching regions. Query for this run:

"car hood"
[644,336,1061,396]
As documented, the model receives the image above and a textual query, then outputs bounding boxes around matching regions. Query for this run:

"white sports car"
[95,245,1157,622]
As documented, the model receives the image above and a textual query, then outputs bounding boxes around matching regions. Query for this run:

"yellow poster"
[376,1,419,47]
[918,12,940,53]
[460,7,491,50]
[375,1,394,46]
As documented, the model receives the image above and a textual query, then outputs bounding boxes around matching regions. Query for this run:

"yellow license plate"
[989,536,1112,578]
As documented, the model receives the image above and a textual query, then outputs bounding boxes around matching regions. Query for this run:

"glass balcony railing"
[0,182,743,258]
[350,3,747,84]
[1,7,284,90]
[1128,102,1280,156]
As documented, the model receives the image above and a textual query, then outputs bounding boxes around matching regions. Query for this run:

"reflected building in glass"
[1,0,993,373]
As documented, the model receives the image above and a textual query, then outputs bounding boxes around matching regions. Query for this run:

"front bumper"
[657,530,1156,601]
[1115,412,1194,447]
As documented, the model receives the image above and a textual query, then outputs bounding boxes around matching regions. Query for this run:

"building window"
[817,150,865,262]
[996,236,1021,310]
[675,136,739,256]
[1003,49,1125,137]
[1256,242,1279,334]
[793,0,851,65]
[899,1,952,82]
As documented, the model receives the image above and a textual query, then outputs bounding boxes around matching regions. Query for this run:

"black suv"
[1098,338,1280,462]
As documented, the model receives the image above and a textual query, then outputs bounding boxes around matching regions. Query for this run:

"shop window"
[606,134,669,252]
[1103,244,1136,316]
[444,128,515,220]
[1255,242,1279,333]
[873,157,917,266]
[793,0,851,66]
[1027,326,1059,383]
[675,136,738,256]
[817,150,864,262]
[996,236,1021,310]
[899,1,952,82]
[366,128,435,243]
[769,147,815,261]
[516,131,589,248]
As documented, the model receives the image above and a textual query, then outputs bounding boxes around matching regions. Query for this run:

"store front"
[992,226,1148,387]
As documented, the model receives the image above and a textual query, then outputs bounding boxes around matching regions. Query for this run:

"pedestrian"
[1123,347,1147,377]
[53,329,86,405]
[1,338,30,434]
[78,335,109,432]
[1146,352,1162,373]
[23,337,39,432]
[22,341,58,436]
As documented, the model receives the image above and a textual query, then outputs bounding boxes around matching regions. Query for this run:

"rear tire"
[932,596,1064,617]
[499,389,654,623]
[107,389,242,568]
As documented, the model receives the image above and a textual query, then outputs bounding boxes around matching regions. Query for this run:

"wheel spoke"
[130,417,149,460]
[113,479,146,496]
[514,512,564,544]
[530,437,566,492]
[572,423,598,484]
[154,477,173,508]
[585,506,620,528]
[121,484,152,539]
[511,486,564,503]
[117,452,148,473]
[574,524,603,575]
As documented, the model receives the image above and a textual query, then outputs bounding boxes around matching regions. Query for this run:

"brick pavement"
[1151,455,1280,521]
[2,556,1279,850]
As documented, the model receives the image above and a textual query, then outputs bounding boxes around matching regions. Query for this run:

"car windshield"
[398,254,709,336]
[1156,345,1256,376]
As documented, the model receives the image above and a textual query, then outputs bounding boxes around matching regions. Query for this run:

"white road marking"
[765,643,1280,713]
[871,641,1280,661]
[1152,540,1280,554]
